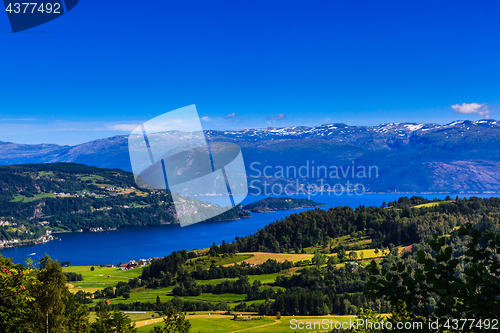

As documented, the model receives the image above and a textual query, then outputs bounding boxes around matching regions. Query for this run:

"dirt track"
[229,319,281,332]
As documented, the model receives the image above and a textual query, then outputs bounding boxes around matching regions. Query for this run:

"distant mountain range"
[2,119,500,193]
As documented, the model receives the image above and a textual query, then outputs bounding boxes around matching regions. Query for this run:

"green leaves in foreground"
[365,223,500,331]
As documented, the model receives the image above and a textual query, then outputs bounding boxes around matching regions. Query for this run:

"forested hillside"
[210,196,500,253]
[95,196,500,319]
[0,163,248,244]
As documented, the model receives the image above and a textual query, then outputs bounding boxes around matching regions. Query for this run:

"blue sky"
[1,0,499,145]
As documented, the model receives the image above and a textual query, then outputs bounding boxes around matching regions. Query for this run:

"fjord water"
[1,193,497,265]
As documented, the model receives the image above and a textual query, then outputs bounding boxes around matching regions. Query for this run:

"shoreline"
[3,193,500,265]
[3,193,499,251]
[1,215,253,250]
[0,234,58,250]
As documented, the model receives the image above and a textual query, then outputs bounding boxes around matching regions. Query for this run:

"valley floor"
[136,313,359,332]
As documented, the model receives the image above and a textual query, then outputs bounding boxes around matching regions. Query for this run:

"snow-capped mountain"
[207,119,500,142]
[1,119,500,193]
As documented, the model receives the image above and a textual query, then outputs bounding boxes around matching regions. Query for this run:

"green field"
[136,314,357,332]
[232,252,314,265]
[90,287,175,306]
[196,272,287,287]
[64,264,287,306]
[76,174,105,182]
[328,248,387,260]
[11,192,57,202]
[59,244,396,333]
[63,266,144,293]
[302,233,374,254]
[413,200,454,208]
[137,315,276,333]
[88,311,159,323]
[184,293,247,303]
[64,250,382,306]
[185,254,253,271]
[64,246,390,330]
[228,299,266,309]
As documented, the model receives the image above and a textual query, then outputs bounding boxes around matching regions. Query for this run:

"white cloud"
[108,123,141,131]
[225,113,237,119]
[266,113,286,120]
[0,118,38,121]
[451,103,492,118]
[200,116,211,122]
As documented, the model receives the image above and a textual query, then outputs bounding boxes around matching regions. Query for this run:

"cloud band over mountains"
[451,103,492,118]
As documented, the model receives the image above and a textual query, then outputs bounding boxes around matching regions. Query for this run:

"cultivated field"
[136,314,357,332]
[413,200,454,208]
[228,252,314,265]
[63,265,144,293]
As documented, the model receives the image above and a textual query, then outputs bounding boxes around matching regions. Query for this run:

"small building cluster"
[119,258,155,270]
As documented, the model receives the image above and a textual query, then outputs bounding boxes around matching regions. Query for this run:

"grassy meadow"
[63,265,145,293]
[135,314,358,332]
[62,232,396,332]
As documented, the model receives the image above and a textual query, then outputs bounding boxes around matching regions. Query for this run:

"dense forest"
[205,196,500,253]
[113,196,500,318]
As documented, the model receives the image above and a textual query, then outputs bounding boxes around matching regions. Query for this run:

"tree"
[103,286,115,298]
[91,266,95,271]
[149,307,190,333]
[65,293,90,332]
[325,236,334,253]
[0,257,36,301]
[0,255,37,333]
[366,223,500,332]
[359,251,365,261]
[348,251,358,261]
[90,307,137,333]
[332,308,386,333]
[31,254,73,333]
[312,252,326,268]
[327,255,339,266]
[1,254,89,333]
[337,247,347,261]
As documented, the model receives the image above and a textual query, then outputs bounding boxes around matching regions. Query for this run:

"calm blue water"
[1,193,498,265]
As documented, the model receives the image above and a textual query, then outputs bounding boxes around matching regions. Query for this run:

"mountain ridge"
[1,119,500,193]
